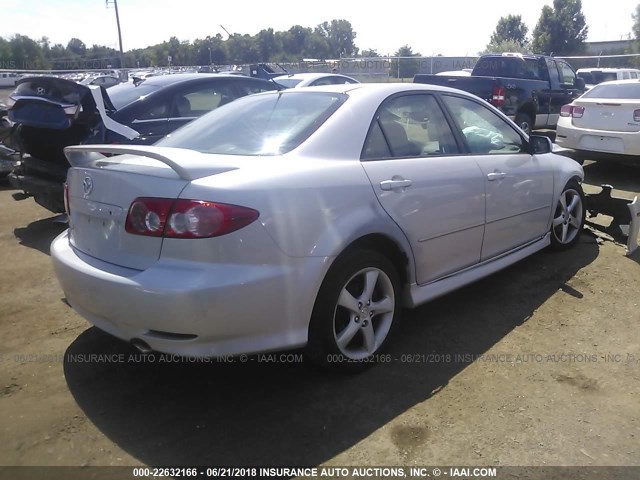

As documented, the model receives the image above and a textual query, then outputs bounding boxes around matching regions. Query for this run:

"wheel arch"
[337,233,411,287]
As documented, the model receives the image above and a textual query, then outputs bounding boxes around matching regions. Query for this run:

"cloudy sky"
[2,0,638,56]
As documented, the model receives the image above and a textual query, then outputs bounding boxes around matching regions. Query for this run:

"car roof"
[577,68,640,73]
[270,82,485,99]
[585,78,640,87]
[278,73,352,81]
[139,73,256,86]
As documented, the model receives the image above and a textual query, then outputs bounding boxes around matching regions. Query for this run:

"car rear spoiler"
[64,145,238,181]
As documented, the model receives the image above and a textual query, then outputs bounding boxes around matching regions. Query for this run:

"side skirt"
[404,234,551,308]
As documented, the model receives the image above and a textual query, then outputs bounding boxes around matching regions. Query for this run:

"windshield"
[107,82,162,109]
[157,91,347,155]
[582,82,640,99]
[274,77,304,88]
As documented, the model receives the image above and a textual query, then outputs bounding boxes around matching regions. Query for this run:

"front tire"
[550,180,585,250]
[306,249,401,372]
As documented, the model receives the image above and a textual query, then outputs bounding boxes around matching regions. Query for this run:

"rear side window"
[107,83,161,109]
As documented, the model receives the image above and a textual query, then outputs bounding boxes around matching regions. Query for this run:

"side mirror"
[575,77,586,91]
[529,135,553,155]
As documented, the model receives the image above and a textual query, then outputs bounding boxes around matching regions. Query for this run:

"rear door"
[441,94,554,260]
[166,80,238,134]
[121,92,171,144]
[360,93,486,284]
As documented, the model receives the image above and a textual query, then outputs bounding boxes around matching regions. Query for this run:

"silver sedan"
[51,83,585,371]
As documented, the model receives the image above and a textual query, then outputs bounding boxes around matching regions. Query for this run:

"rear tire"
[550,180,585,250]
[515,112,534,135]
[306,249,401,373]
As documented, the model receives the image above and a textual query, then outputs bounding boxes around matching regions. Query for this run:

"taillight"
[491,86,505,107]
[125,198,259,239]
[560,104,584,118]
[634,110,640,122]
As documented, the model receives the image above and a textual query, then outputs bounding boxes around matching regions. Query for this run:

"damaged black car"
[4,73,280,213]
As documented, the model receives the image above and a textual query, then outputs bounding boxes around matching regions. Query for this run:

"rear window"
[107,82,162,109]
[582,82,640,99]
[12,77,83,104]
[157,91,347,155]
[473,57,546,80]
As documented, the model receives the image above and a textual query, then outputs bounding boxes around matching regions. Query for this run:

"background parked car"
[274,73,359,88]
[80,75,120,89]
[556,79,640,164]
[52,83,584,372]
[576,67,640,90]
[5,73,280,212]
[414,53,586,134]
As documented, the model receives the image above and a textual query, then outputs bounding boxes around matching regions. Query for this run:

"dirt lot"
[0,125,639,472]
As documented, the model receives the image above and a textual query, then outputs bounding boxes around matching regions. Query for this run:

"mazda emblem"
[82,176,94,196]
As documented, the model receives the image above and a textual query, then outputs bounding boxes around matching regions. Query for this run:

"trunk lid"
[572,98,640,133]
[6,77,130,164]
[64,145,239,270]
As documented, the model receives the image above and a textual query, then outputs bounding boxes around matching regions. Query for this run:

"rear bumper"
[8,172,65,212]
[51,230,329,357]
[556,122,640,162]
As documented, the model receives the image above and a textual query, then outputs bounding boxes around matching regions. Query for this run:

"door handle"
[486,171,506,181]
[380,179,413,191]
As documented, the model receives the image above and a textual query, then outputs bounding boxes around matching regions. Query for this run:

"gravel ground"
[0,89,638,476]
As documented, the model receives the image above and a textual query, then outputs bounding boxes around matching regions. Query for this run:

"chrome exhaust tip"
[131,338,153,354]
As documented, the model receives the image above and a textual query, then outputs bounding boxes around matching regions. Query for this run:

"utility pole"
[106,0,125,69]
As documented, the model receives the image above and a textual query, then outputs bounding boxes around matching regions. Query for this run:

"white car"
[577,68,640,89]
[274,73,359,88]
[51,83,584,370]
[556,80,640,163]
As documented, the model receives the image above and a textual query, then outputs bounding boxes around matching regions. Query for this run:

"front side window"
[557,61,577,86]
[442,95,525,155]
[362,94,459,160]
[172,83,237,118]
[158,91,347,155]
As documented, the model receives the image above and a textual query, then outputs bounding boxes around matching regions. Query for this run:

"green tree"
[531,0,588,55]
[67,37,87,57]
[392,45,421,78]
[360,48,380,57]
[489,15,528,47]
[315,20,358,57]
[10,34,47,69]
[481,39,532,55]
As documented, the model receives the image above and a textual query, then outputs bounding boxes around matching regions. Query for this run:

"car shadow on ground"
[63,237,599,466]
[14,217,67,256]
[0,176,16,192]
